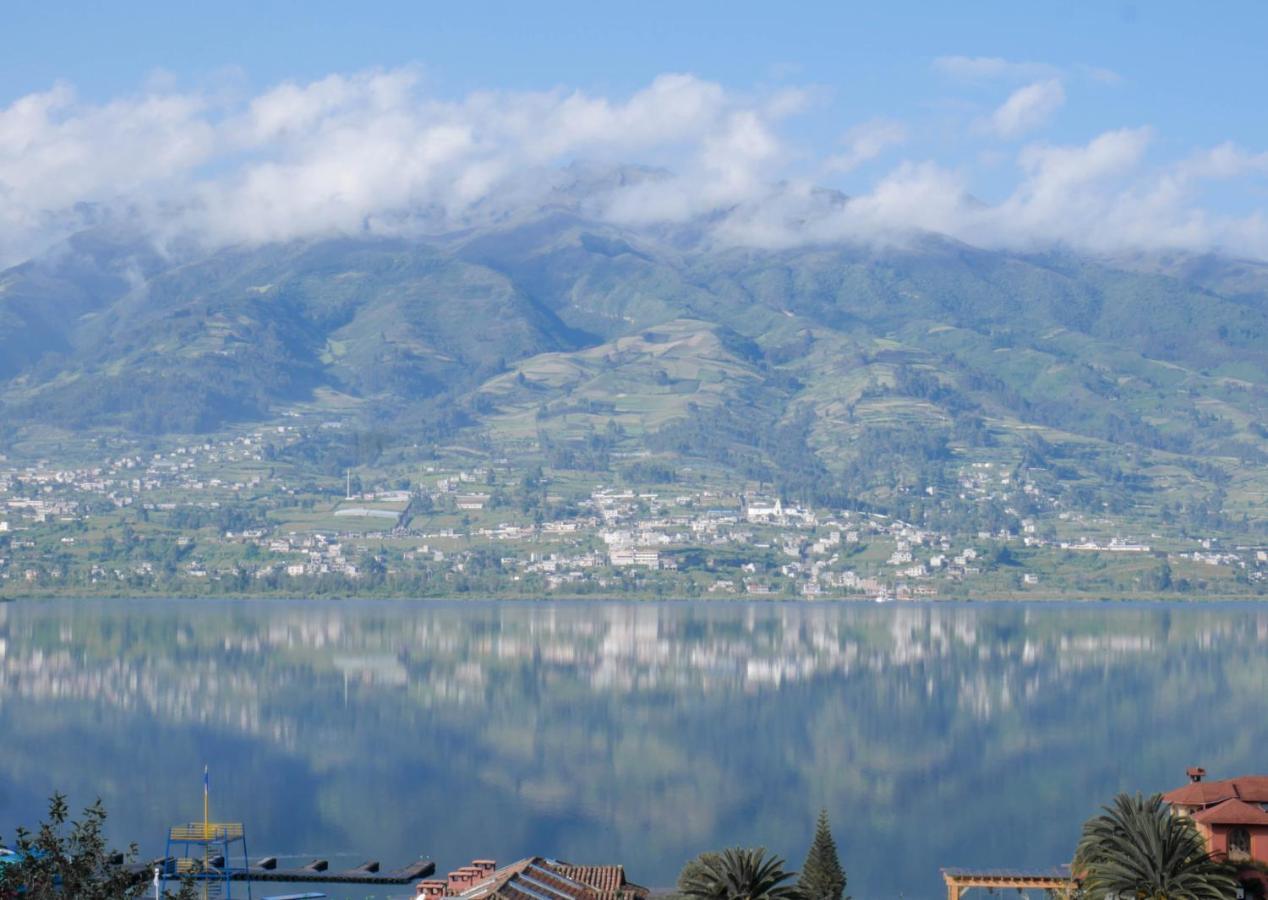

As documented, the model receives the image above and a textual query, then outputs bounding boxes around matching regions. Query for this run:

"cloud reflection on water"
[1,600,1265,899]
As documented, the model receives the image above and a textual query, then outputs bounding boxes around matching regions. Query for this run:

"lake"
[1,599,1266,899]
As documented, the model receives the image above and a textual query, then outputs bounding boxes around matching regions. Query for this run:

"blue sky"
[7,1,1263,147]
[2,0,1267,262]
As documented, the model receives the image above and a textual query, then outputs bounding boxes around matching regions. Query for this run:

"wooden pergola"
[941,866,1077,900]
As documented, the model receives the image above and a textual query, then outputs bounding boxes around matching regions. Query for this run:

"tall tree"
[798,809,848,900]
[677,847,800,900]
[1073,792,1237,900]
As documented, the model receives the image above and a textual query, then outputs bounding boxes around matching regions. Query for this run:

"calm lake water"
[2,599,1266,899]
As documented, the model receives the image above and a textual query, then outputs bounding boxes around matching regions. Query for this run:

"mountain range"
[2,186,1267,528]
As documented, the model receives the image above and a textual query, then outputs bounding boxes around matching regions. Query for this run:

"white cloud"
[836,161,971,237]
[0,68,1267,265]
[824,119,908,173]
[935,56,1120,88]
[986,79,1066,139]
[1172,141,1268,181]
[1076,64,1124,85]
[933,56,1058,82]
[983,127,1154,245]
[0,81,215,262]
[211,73,805,242]
[0,70,809,260]
[702,126,1268,260]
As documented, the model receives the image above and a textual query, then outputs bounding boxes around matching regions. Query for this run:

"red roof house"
[416,858,648,900]
[1165,769,1268,864]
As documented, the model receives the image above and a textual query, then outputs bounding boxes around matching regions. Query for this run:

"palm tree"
[677,848,801,900]
[1073,792,1238,899]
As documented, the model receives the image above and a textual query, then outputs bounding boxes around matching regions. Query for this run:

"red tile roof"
[550,863,648,900]
[1165,781,1239,806]
[1165,776,1268,808]
[437,857,647,900]
[552,866,625,894]
[1231,777,1268,804]
[456,858,597,900]
[1192,798,1268,827]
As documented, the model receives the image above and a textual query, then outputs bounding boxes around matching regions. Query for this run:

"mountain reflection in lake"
[1,600,1266,899]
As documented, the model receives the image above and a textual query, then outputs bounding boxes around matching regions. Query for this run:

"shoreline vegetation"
[3,590,1268,602]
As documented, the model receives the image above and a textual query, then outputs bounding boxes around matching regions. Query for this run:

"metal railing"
[168,823,245,842]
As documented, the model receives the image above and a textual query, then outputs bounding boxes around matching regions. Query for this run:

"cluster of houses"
[2,426,1267,595]
[271,533,361,580]
[0,430,287,510]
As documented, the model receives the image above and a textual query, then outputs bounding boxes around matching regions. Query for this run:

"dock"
[230,856,434,885]
[150,820,434,893]
[137,856,434,887]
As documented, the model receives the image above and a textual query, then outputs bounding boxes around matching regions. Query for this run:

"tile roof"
[1192,798,1268,827]
[1230,776,1268,804]
[457,858,597,900]
[549,863,648,900]
[1165,781,1239,806]
[1165,776,1268,808]
[550,866,624,894]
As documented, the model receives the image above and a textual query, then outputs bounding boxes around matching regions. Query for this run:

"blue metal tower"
[161,821,253,900]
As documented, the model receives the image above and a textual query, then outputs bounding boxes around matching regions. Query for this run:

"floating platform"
[149,819,433,893]
[138,856,434,886]
[230,857,434,884]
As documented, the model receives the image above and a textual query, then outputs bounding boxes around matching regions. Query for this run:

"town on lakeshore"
[1,422,1265,600]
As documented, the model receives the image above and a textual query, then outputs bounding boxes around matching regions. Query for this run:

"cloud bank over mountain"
[2,64,1267,266]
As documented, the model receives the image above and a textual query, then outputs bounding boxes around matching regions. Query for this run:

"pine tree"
[798,809,847,900]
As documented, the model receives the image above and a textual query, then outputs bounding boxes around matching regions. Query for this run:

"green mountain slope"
[1,212,1266,529]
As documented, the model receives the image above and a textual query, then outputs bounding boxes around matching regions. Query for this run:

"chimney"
[448,870,477,893]
[1187,766,1207,783]
[416,881,448,900]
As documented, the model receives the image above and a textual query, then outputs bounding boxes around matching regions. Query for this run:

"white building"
[609,548,660,569]
[746,498,783,523]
